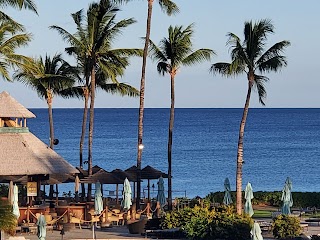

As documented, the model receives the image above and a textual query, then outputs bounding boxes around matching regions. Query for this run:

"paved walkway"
[7,226,149,240]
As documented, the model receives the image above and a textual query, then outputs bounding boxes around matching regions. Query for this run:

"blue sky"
[2,0,320,108]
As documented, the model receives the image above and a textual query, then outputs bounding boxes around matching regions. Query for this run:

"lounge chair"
[70,214,84,229]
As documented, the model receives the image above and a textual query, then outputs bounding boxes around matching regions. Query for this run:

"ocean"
[27,108,320,198]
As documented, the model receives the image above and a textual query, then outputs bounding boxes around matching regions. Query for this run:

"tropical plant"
[0,0,37,28]
[0,199,16,236]
[50,0,142,200]
[113,0,179,208]
[149,24,214,209]
[14,53,77,149]
[272,214,301,239]
[210,19,290,214]
[0,21,31,83]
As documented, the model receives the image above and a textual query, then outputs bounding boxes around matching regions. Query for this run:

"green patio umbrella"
[281,177,293,215]
[223,178,233,205]
[121,177,132,211]
[36,214,46,240]
[251,222,263,240]
[94,181,103,215]
[156,176,166,208]
[12,184,20,219]
[244,182,254,217]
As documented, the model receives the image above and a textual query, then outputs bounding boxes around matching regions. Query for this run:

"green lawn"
[252,210,272,218]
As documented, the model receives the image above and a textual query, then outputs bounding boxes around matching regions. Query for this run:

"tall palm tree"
[210,19,290,214]
[14,53,77,149]
[149,24,214,210]
[0,21,31,83]
[112,0,179,209]
[50,0,142,200]
[0,0,37,28]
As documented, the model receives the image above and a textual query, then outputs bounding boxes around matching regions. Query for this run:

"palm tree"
[14,53,77,149]
[149,24,214,210]
[0,21,31,83]
[210,19,290,214]
[113,0,179,209]
[50,0,142,200]
[0,0,37,28]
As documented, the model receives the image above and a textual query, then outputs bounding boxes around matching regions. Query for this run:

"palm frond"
[256,40,290,67]
[157,61,169,76]
[148,39,167,62]
[258,56,287,73]
[158,0,179,16]
[253,74,269,105]
[182,49,215,66]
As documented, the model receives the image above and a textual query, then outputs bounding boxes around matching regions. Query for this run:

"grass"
[252,210,273,218]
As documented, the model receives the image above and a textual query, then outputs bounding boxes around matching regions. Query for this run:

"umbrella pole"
[148,179,150,202]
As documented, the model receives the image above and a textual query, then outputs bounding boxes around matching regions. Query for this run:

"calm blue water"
[27,108,320,198]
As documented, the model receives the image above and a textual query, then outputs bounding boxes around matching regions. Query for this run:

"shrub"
[161,205,252,240]
[272,214,301,239]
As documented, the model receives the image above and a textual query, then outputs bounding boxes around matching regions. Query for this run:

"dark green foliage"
[205,191,320,208]
[0,184,8,198]
[0,199,17,235]
[272,214,301,239]
[161,205,252,240]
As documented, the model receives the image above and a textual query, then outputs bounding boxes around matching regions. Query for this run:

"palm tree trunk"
[87,67,96,201]
[167,73,175,211]
[236,79,253,215]
[136,0,154,209]
[79,87,89,168]
[47,93,55,200]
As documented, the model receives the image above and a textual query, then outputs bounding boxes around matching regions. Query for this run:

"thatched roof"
[125,165,168,180]
[81,169,123,184]
[0,131,78,176]
[141,165,168,179]
[0,91,36,118]
[111,168,136,182]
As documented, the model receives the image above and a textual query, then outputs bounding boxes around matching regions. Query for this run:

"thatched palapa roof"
[0,131,78,176]
[0,91,35,118]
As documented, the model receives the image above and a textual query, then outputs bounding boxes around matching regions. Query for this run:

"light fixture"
[138,144,144,150]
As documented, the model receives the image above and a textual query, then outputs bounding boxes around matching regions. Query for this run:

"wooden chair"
[70,214,84,229]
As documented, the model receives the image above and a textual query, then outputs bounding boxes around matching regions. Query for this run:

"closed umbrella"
[156,176,166,208]
[8,180,14,205]
[251,222,263,240]
[12,184,20,219]
[74,175,80,202]
[244,182,254,217]
[94,182,103,215]
[36,214,46,240]
[121,178,132,210]
[223,178,233,205]
[281,177,293,215]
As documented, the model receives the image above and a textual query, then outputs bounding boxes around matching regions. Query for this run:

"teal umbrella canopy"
[94,182,103,215]
[37,214,46,240]
[251,222,263,240]
[12,184,20,219]
[244,182,254,217]
[156,176,166,208]
[281,177,293,215]
[223,178,233,205]
[121,178,132,211]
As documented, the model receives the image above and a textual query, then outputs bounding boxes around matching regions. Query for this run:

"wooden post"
[27,206,30,223]
[24,118,27,127]
[116,184,119,205]
[146,202,150,217]
[15,118,18,127]
[156,201,161,218]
